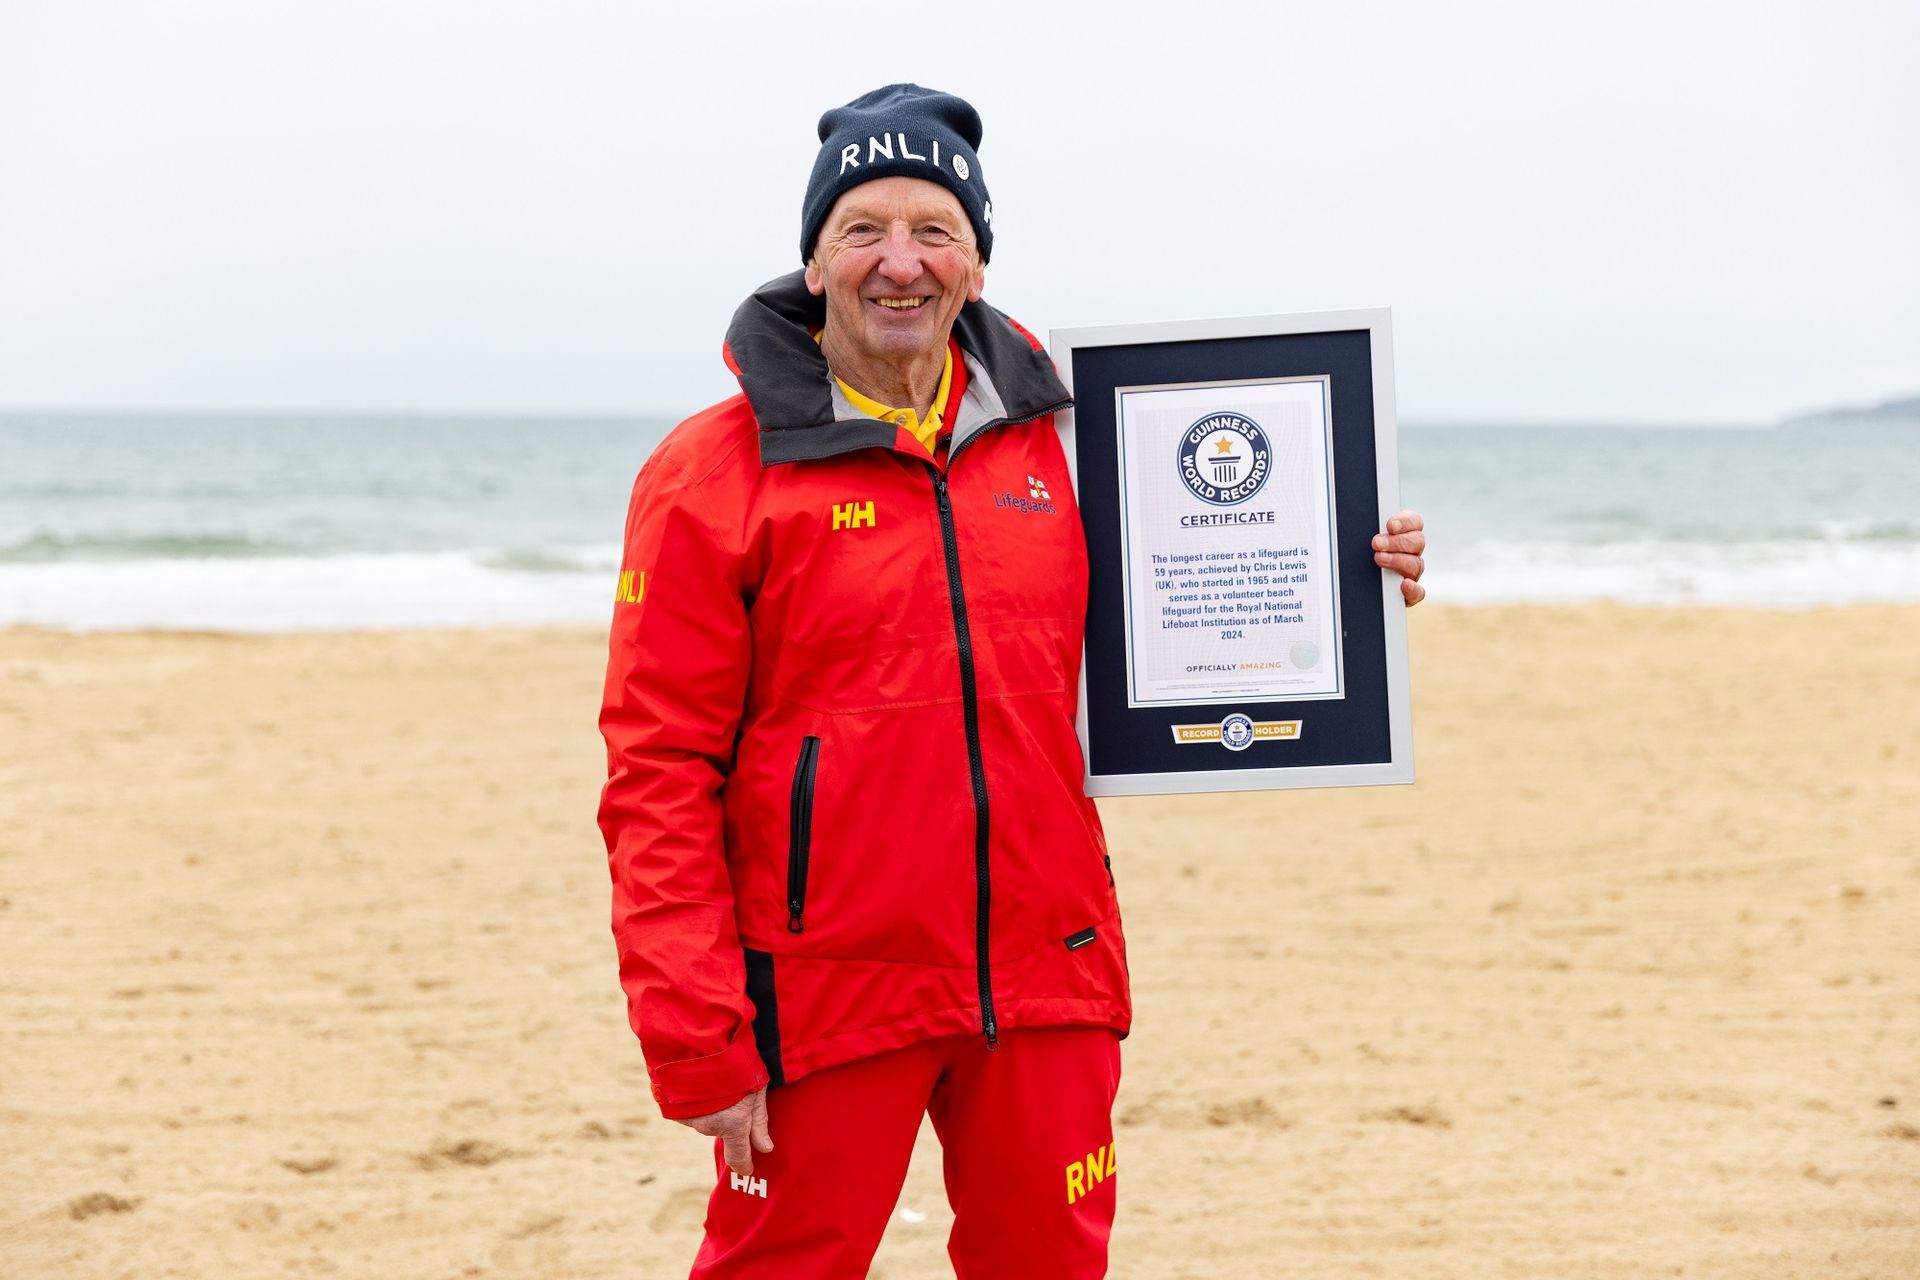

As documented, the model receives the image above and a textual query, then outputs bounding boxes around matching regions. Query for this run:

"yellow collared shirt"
[818,336,954,455]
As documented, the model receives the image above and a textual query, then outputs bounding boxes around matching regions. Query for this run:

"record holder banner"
[1051,310,1413,796]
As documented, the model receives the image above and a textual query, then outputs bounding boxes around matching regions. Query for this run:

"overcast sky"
[1,0,1914,422]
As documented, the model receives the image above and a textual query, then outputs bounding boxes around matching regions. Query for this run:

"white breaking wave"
[3,539,1918,633]
[0,546,624,632]
[1433,539,1920,607]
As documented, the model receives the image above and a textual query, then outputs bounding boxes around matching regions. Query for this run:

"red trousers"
[689,1026,1123,1279]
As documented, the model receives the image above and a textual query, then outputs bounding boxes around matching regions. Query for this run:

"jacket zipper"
[947,403,1071,468]
[931,468,998,1047]
[786,735,821,933]
[921,406,1070,1046]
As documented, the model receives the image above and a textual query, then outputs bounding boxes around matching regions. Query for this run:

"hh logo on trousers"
[730,1171,767,1199]
[832,501,876,531]
[1064,1141,1116,1204]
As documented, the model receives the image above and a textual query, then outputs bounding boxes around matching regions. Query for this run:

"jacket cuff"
[649,1033,770,1121]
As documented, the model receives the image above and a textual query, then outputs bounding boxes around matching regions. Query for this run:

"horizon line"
[0,403,1802,430]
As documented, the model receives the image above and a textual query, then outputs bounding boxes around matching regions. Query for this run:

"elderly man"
[598,84,1427,1279]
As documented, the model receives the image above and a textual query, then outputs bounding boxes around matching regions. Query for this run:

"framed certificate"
[1051,310,1412,796]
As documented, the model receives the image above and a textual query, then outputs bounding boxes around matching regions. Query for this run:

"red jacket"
[598,272,1131,1120]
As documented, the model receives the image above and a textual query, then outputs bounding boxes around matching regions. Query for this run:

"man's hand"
[675,1087,774,1176]
[1372,510,1427,607]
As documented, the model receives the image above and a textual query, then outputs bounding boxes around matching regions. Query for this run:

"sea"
[2,411,1915,631]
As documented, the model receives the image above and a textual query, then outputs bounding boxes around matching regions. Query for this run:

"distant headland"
[1782,392,1920,426]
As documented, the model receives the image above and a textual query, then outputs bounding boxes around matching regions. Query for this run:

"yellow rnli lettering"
[1065,1141,1116,1204]
[613,569,646,604]
[832,500,876,530]
[1087,1141,1114,1187]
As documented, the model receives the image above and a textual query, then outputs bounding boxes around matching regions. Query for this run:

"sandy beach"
[2,605,1915,1279]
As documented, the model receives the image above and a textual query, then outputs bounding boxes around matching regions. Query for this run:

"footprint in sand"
[67,1192,138,1221]
[489,1214,568,1271]
[648,1185,710,1235]
[414,1139,510,1170]
[1361,1103,1453,1129]
[1118,1093,1292,1131]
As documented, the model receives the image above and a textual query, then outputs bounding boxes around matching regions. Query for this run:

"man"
[598,83,1427,1279]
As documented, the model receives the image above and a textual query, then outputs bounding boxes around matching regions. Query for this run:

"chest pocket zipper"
[786,735,821,933]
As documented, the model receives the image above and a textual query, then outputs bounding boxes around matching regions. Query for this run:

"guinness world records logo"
[1178,412,1272,505]
[1219,713,1256,751]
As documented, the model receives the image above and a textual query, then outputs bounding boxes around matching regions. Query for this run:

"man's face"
[805,176,985,365]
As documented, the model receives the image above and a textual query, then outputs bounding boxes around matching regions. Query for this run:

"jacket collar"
[723,270,1072,466]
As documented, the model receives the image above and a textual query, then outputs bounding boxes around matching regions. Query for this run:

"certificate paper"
[1117,376,1342,707]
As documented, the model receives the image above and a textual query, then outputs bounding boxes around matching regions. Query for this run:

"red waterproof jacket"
[598,272,1131,1120]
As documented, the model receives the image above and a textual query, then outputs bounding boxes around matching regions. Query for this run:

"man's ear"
[967,257,986,304]
[804,259,824,296]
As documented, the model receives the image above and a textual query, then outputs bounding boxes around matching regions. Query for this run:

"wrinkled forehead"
[822,176,971,230]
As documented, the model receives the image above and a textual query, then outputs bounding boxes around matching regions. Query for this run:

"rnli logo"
[1065,1141,1116,1205]
[994,474,1057,515]
[831,500,876,531]
[1178,412,1271,506]
[613,568,645,605]
[836,133,976,184]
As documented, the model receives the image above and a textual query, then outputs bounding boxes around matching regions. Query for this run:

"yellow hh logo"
[831,500,876,530]
[613,569,646,604]
[1064,1141,1116,1204]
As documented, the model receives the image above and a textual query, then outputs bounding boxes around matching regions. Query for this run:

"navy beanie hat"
[800,83,993,265]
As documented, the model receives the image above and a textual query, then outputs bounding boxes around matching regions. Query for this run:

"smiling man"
[811,176,981,418]
[598,83,1427,1279]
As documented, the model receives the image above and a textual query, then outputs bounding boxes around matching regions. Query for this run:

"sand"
[1,606,1915,1279]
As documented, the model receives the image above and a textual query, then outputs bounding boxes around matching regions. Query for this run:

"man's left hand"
[1372,510,1427,607]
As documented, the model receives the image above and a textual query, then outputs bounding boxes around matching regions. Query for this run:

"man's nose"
[876,227,925,285]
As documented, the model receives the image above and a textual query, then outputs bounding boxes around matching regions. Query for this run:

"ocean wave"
[0,549,622,632]
[0,531,307,563]
[1812,518,1920,542]
[1433,538,1920,607]
[2,536,1916,632]
[1478,515,1920,545]
[0,531,624,572]
[476,545,622,574]
[1646,519,1920,544]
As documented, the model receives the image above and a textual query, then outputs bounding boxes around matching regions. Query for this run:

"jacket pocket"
[786,735,821,933]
